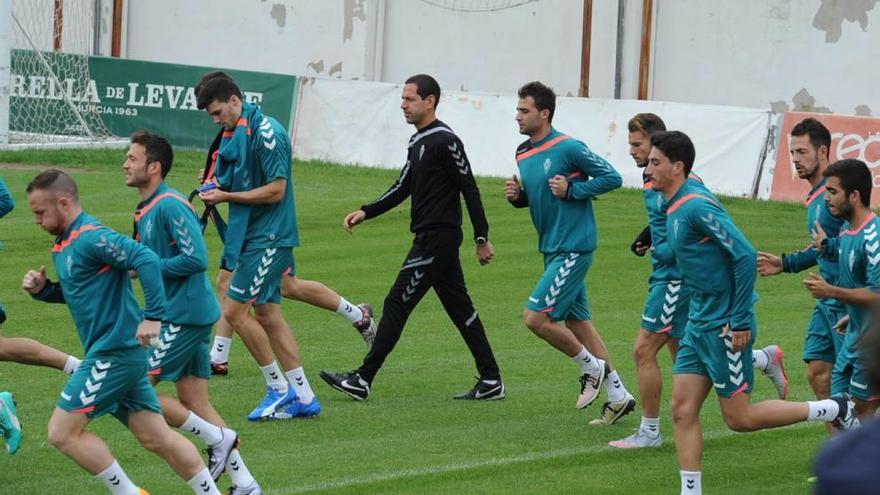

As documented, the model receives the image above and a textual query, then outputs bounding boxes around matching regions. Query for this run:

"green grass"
[0,150,825,494]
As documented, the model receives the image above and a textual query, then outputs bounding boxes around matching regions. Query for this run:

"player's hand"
[811,221,828,251]
[505,175,521,202]
[343,210,366,233]
[633,242,650,256]
[719,324,750,352]
[548,175,569,198]
[198,180,226,205]
[833,314,850,335]
[757,252,783,276]
[804,272,835,299]
[198,167,206,183]
[476,240,495,266]
[22,265,47,294]
[136,319,161,348]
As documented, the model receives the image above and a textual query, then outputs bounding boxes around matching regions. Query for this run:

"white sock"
[336,298,364,324]
[286,367,316,403]
[752,348,769,371]
[63,355,81,375]
[680,471,701,495]
[640,416,660,437]
[605,370,627,402]
[807,399,840,421]
[226,449,257,489]
[186,467,221,495]
[180,411,224,446]
[95,460,139,495]
[260,361,288,392]
[572,347,601,374]
[210,336,232,364]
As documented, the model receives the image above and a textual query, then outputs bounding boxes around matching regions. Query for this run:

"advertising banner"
[770,111,880,206]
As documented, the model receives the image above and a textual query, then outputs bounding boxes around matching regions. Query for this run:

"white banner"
[293,78,772,197]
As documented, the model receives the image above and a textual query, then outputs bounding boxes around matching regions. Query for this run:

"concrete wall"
[110,0,878,116]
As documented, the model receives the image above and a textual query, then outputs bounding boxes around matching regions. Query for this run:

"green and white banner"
[9,50,299,149]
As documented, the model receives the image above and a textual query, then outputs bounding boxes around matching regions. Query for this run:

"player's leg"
[281,257,376,346]
[209,269,234,375]
[126,409,220,494]
[321,233,440,400]
[47,408,146,494]
[567,318,635,422]
[608,330,668,444]
[671,373,713,495]
[254,301,320,418]
[0,335,80,373]
[430,235,503,400]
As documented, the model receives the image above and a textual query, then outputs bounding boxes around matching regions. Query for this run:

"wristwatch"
[475,236,488,246]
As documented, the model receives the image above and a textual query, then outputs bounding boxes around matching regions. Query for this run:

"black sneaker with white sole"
[454,378,505,400]
[320,370,371,401]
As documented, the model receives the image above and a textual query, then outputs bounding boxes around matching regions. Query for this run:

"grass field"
[0,149,825,494]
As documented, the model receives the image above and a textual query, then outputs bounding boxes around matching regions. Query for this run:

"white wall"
[123,0,370,78]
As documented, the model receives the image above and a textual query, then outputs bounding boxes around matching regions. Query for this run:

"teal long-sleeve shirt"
[134,183,220,327]
[0,176,14,218]
[34,212,165,354]
[834,214,880,358]
[666,181,757,331]
[511,128,622,254]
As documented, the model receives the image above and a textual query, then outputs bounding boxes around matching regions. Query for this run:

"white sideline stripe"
[276,421,815,494]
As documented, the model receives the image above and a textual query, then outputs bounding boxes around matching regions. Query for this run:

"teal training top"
[834,214,880,358]
[512,128,622,254]
[35,212,166,354]
[134,183,220,326]
[644,173,714,286]
[244,114,299,249]
[666,181,757,332]
[782,180,845,309]
[0,176,14,218]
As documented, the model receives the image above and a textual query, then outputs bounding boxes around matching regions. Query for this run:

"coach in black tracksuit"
[320,74,504,401]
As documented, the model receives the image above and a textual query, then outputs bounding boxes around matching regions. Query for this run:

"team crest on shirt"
[65,254,73,275]
[543,158,552,174]
[849,249,856,271]
[144,219,154,242]
[673,218,680,238]
[656,194,663,210]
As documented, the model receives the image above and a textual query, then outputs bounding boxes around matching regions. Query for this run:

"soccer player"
[804,159,880,421]
[612,114,787,449]
[320,74,504,401]
[646,131,857,495]
[0,174,80,455]
[757,118,845,429]
[23,170,221,494]
[505,81,633,417]
[124,132,262,494]
[195,72,319,420]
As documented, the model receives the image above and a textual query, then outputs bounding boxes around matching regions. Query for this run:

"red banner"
[771,111,880,206]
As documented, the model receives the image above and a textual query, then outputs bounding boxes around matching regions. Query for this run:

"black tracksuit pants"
[356,227,501,383]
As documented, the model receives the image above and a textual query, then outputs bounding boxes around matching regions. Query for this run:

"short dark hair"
[517,81,556,123]
[195,71,242,110]
[26,169,79,202]
[130,131,174,178]
[651,131,695,175]
[404,74,441,110]
[628,113,666,136]
[823,159,872,208]
[790,118,831,158]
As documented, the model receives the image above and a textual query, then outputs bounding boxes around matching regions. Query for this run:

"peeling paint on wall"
[343,0,366,42]
[855,104,873,116]
[328,62,343,77]
[769,0,791,20]
[308,60,325,73]
[271,3,287,28]
[812,0,877,42]
[770,100,791,114]
[770,88,834,113]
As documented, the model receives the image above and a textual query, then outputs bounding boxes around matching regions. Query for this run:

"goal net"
[2,0,115,147]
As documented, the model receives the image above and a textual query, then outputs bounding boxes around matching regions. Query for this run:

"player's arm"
[690,200,757,331]
[506,175,529,208]
[87,229,165,322]
[23,266,65,303]
[207,179,285,205]
[806,243,880,306]
[631,225,652,256]
[0,176,14,218]
[158,202,209,278]
[781,246,819,273]
[442,137,489,242]
[360,159,412,220]
[564,142,622,200]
